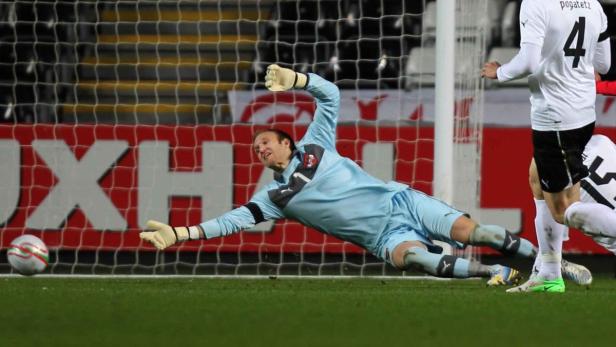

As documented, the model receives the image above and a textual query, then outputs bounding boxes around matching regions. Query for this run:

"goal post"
[0,0,489,276]
[433,0,455,206]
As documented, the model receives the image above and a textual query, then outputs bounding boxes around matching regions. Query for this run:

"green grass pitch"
[1,276,615,347]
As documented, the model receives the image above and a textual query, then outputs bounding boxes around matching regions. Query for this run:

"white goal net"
[0,0,489,276]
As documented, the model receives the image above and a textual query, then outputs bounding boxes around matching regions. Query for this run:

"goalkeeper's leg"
[409,190,535,258]
[392,241,521,285]
[450,216,537,258]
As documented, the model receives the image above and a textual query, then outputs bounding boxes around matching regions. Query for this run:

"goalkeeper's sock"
[403,246,487,278]
[565,201,616,238]
[534,199,565,280]
[469,224,536,258]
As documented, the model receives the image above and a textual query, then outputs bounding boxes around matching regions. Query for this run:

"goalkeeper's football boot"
[561,259,592,286]
[507,276,565,293]
[486,265,521,286]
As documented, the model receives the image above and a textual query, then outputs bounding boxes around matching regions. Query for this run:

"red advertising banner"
[0,124,612,254]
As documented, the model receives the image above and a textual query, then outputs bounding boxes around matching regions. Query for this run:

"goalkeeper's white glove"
[264,64,307,91]
[140,220,191,250]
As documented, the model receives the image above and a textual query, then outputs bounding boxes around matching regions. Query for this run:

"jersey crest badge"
[303,153,318,168]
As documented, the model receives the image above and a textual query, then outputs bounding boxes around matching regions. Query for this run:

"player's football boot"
[506,276,565,293]
[486,265,522,286]
[506,274,538,293]
[561,259,592,286]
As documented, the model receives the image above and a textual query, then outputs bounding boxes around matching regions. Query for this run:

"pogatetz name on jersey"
[560,1,591,11]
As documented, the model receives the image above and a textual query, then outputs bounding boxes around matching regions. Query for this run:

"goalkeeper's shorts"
[375,189,466,265]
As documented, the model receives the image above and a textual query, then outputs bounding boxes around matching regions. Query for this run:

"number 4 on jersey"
[563,16,586,68]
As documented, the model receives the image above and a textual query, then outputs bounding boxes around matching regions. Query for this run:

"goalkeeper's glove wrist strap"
[188,225,203,240]
[294,73,308,89]
[171,226,190,242]
[173,225,204,241]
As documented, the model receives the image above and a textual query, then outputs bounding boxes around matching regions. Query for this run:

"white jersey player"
[509,135,616,292]
[482,0,613,292]
[512,0,609,131]
[579,135,616,254]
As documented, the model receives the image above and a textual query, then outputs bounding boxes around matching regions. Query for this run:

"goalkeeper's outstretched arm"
[140,65,299,250]
[140,197,281,250]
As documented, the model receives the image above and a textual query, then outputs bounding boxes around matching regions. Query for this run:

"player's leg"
[527,164,592,286]
[392,241,475,278]
[449,216,536,258]
[529,130,572,292]
[579,176,616,254]
[407,189,536,258]
[524,124,598,292]
[530,159,567,283]
[536,123,616,237]
[563,197,616,238]
[385,189,523,284]
[546,168,616,239]
[389,240,520,285]
[508,166,590,292]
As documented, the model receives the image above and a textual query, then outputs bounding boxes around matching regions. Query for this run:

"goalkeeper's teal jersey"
[200,74,407,254]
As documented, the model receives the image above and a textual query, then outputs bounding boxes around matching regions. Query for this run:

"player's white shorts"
[375,189,466,266]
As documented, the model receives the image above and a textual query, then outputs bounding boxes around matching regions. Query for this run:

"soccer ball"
[7,235,49,276]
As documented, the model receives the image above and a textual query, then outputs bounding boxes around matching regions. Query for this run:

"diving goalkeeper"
[141,65,536,285]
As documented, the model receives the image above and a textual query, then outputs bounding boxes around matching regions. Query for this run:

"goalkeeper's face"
[253,131,293,172]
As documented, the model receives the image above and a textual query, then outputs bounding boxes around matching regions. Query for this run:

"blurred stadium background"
[1,0,616,277]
